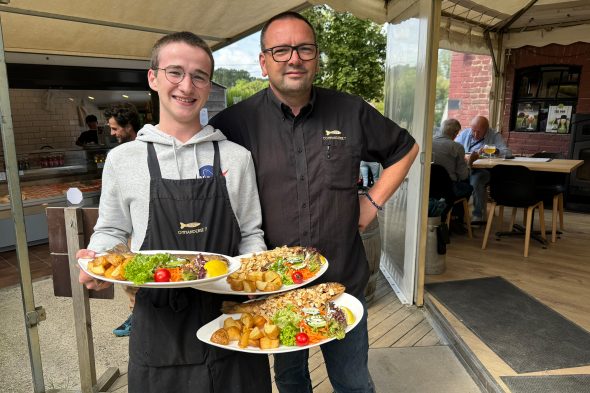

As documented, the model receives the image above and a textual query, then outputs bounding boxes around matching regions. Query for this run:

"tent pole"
[0,15,46,393]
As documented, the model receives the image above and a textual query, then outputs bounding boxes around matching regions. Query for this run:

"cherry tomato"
[292,271,304,284]
[295,332,309,346]
[154,268,171,282]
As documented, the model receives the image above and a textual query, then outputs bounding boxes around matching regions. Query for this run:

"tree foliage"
[302,5,386,101]
[227,79,269,106]
[213,68,254,88]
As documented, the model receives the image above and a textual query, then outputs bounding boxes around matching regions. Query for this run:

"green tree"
[227,79,269,106]
[303,5,386,101]
[434,49,451,126]
[213,68,254,88]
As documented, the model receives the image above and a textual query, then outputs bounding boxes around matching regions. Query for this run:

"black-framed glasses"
[153,66,211,88]
[262,44,318,62]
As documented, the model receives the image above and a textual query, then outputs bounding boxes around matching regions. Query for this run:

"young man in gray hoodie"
[77,32,271,393]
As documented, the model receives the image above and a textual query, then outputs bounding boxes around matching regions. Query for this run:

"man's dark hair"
[104,103,141,132]
[260,11,317,50]
[150,31,214,78]
[85,114,98,124]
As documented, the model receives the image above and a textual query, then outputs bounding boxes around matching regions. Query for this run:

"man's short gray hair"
[441,119,462,138]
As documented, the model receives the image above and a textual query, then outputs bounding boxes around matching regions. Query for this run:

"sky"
[213,31,264,78]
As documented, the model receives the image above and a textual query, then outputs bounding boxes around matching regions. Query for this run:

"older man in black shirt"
[211,11,418,393]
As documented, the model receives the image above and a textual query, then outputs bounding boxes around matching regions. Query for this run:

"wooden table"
[472,158,583,173]
[472,157,583,247]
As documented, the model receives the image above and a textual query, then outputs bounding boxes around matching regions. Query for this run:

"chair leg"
[482,202,497,250]
[524,205,534,257]
[446,209,452,227]
[538,202,546,242]
[498,206,504,232]
[462,199,472,238]
[510,208,517,231]
[551,195,558,243]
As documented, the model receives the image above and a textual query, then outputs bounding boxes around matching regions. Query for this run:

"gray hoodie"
[87,124,266,255]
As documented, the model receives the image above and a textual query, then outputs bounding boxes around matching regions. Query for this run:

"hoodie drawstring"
[171,138,181,178]
[193,144,200,179]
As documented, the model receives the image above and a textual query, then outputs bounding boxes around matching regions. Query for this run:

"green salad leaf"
[272,305,302,346]
[124,253,170,284]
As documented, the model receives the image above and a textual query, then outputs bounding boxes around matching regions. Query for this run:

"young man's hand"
[77,249,113,290]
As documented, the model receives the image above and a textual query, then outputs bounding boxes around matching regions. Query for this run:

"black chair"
[482,165,546,257]
[532,151,566,242]
[429,164,472,238]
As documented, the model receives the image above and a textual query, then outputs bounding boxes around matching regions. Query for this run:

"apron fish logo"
[325,130,341,136]
[180,222,200,229]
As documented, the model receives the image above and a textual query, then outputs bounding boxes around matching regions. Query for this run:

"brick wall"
[447,52,493,129]
[502,42,590,157]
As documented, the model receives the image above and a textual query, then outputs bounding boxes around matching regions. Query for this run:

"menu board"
[546,105,572,134]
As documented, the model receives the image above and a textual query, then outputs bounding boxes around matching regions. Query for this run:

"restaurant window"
[511,65,580,133]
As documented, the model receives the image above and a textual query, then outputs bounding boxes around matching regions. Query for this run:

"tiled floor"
[0,243,53,289]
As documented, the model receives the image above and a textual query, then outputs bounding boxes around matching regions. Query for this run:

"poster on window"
[516,103,540,131]
[546,105,572,134]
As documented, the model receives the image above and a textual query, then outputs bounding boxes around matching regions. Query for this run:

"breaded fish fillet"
[221,282,345,319]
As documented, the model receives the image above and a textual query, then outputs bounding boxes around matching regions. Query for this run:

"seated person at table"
[433,119,474,231]
[455,115,512,222]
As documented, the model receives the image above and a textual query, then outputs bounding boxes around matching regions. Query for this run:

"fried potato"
[241,314,254,329]
[259,336,280,350]
[210,328,229,345]
[238,329,251,348]
[106,254,125,267]
[249,327,264,340]
[243,280,256,292]
[226,326,241,341]
[90,263,105,275]
[263,323,279,340]
[248,339,260,348]
[253,315,267,329]
[246,271,264,282]
[223,317,238,329]
[255,280,268,291]
[263,271,280,282]
[104,265,116,279]
[228,278,244,291]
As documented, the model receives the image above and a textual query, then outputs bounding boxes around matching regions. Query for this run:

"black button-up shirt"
[210,87,415,297]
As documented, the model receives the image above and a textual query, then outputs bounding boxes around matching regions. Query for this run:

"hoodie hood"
[137,124,226,146]
[134,124,227,179]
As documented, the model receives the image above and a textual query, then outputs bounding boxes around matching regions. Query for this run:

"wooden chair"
[482,165,546,257]
[429,164,472,238]
[445,198,473,238]
[532,152,565,242]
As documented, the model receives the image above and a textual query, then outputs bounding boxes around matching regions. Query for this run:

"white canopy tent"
[1,0,589,391]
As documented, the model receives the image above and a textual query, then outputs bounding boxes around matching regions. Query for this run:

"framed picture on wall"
[516,103,540,131]
[546,104,572,134]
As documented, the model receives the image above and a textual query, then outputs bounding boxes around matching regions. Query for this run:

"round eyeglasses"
[262,44,318,62]
[153,66,211,88]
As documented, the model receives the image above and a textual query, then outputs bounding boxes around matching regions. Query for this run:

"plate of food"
[197,246,329,295]
[78,250,240,288]
[196,282,362,354]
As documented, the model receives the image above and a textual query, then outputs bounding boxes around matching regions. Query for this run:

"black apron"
[128,141,271,393]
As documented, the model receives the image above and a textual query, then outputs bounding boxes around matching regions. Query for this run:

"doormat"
[426,276,590,373]
[501,375,590,393]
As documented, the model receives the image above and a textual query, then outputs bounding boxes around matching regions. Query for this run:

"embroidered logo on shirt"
[323,129,346,141]
[178,221,208,235]
[199,165,229,177]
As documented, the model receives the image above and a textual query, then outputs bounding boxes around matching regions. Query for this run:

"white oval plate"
[196,292,363,354]
[196,252,329,295]
[78,250,240,288]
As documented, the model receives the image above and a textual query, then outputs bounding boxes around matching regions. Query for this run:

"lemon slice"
[204,259,228,277]
[340,306,355,325]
